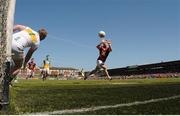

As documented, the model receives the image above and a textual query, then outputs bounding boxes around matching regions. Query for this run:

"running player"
[41,55,50,81]
[11,24,48,82]
[27,58,36,79]
[84,31,112,80]
[79,68,85,79]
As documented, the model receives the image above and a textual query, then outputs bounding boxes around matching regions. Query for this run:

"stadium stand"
[108,60,180,79]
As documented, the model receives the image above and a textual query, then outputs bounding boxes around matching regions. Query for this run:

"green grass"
[1,78,180,114]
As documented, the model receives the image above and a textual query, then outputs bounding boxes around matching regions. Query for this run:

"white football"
[99,31,106,37]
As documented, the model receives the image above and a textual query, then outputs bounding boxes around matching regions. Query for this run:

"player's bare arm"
[13,24,26,32]
[23,47,37,69]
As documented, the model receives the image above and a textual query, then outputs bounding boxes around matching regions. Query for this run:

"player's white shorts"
[12,46,24,60]
[42,68,50,75]
[97,60,105,69]
[27,69,35,77]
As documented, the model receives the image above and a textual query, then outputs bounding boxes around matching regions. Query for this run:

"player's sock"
[84,74,88,80]
[108,77,112,81]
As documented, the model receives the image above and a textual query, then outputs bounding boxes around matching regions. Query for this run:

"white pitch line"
[29,95,180,115]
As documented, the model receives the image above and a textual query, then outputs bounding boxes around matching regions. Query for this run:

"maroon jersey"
[97,42,112,63]
[28,61,36,71]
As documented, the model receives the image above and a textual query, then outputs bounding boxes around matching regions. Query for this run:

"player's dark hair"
[38,28,48,40]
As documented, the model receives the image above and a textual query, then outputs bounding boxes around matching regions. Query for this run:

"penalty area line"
[29,94,180,115]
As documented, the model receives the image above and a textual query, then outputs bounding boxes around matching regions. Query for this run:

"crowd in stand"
[112,73,180,79]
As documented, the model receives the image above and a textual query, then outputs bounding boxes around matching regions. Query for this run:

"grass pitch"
[1,78,180,114]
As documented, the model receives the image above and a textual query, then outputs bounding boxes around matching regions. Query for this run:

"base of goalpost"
[0,61,11,110]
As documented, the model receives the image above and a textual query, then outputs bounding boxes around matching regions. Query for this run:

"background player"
[41,55,50,81]
[26,58,36,79]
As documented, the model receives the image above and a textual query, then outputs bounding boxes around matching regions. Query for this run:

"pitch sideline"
[29,94,180,115]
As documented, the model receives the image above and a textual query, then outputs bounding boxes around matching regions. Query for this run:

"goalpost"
[0,0,16,108]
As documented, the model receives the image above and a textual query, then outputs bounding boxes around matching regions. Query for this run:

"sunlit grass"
[1,77,180,114]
